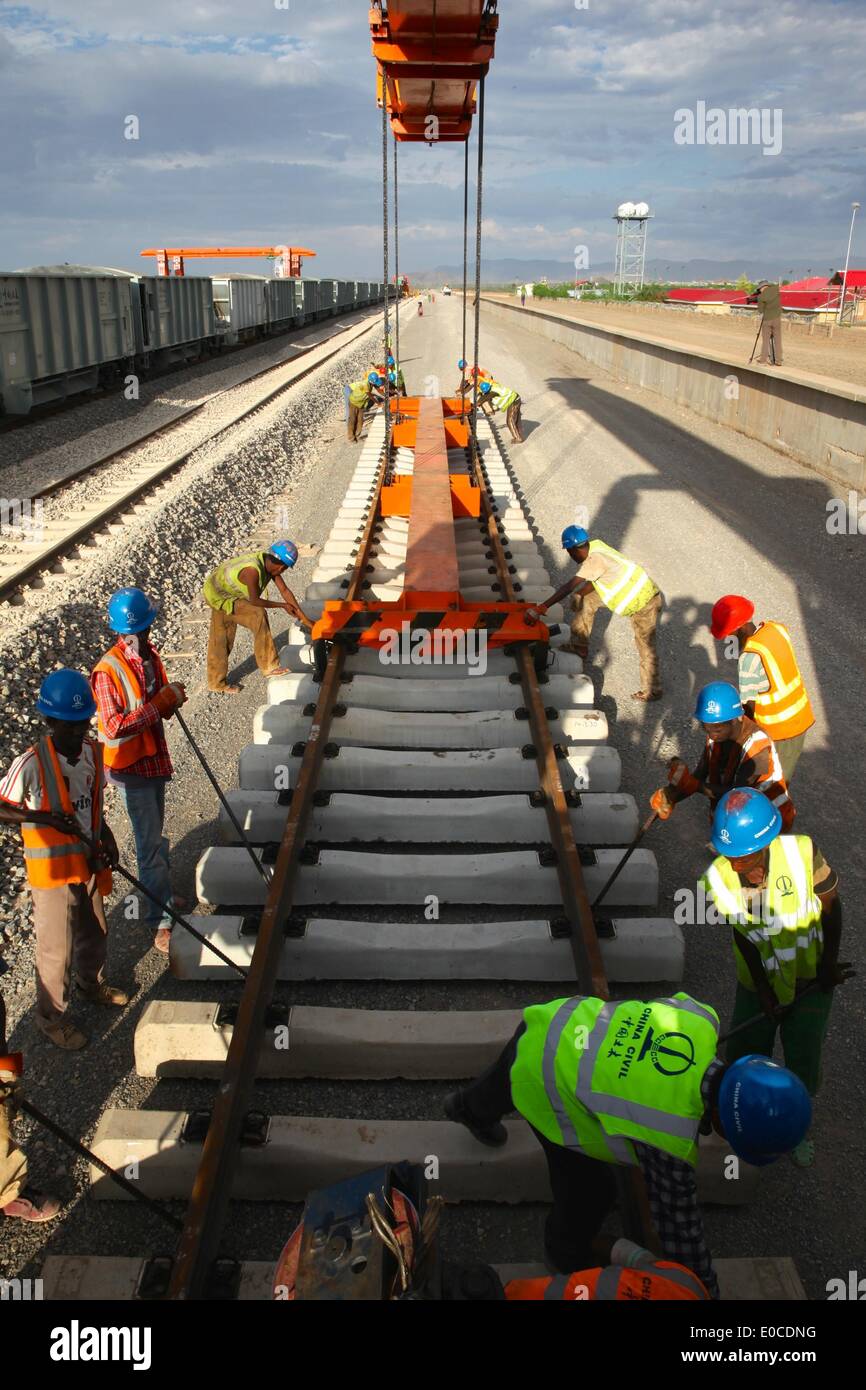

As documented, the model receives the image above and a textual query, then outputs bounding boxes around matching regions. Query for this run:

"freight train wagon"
[212,275,269,345]
[129,274,218,367]
[265,277,305,333]
[0,267,136,415]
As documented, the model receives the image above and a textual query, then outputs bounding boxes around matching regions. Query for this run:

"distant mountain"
[408,257,826,287]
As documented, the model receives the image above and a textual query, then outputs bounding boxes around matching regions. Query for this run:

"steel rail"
[167,428,389,1299]
[469,427,656,1248]
[0,311,391,606]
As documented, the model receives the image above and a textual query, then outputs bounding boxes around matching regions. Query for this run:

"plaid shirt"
[633,1060,723,1300]
[91,637,173,780]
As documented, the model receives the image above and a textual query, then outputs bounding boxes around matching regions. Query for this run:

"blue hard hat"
[387,355,395,366]
[388,371,397,383]
[36,669,96,722]
[710,786,781,857]
[107,587,158,635]
[695,681,744,724]
[457,358,467,369]
[269,540,298,569]
[718,1055,811,1167]
[479,380,492,393]
[562,525,590,549]
[367,371,380,384]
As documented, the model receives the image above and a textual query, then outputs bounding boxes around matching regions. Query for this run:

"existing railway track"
[37,399,693,1302]
[0,310,392,606]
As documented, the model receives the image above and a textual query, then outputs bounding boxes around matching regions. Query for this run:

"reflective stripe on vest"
[700,837,823,1004]
[743,623,815,740]
[491,381,518,410]
[20,736,109,891]
[587,539,657,617]
[92,644,166,770]
[508,1260,708,1301]
[510,993,719,1168]
[203,552,269,614]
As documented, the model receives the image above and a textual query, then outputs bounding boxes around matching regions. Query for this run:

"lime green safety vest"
[348,379,372,408]
[203,551,270,615]
[486,379,518,411]
[700,836,824,1005]
[587,539,658,617]
[509,994,720,1168]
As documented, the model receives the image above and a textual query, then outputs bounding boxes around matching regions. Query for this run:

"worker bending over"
[455,359,490,395]
[651,681,794,830]
[1,995,60,1221]
[446,990,810,1297]
[478,378,523,442]
[346,373,383,442]
[0,671,128,1050]
[710,595,814,782]
[701,787,847,1167]
[527,526,663,701]
[505,1238,709,1301]
[92,588,187,955]
[204,541,310,694]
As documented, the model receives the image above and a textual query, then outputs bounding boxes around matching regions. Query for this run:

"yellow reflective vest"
[586,539,658,617]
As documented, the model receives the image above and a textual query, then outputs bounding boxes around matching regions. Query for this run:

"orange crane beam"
[139,247,317,277]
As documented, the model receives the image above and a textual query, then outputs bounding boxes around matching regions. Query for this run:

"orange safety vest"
[505,1260,709,1301]
[20,736,112,894]
[91,643,168,771]
[743,622,815,741]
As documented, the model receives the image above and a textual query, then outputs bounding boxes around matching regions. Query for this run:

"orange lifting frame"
[313,397,547,652]
[370,0,498,143]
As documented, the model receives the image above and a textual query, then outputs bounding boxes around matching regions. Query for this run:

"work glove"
[667,758,701,797]
[650,787,677,820]
[0,1053,23,1117]
[152,682,186,718]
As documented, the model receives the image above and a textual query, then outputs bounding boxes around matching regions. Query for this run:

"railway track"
[0,309,390,606]
[39,403,753,1303]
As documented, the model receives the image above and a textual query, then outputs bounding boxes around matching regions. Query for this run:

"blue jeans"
[115,779,173,930]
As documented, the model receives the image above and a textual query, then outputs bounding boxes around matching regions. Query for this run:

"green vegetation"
[531,282,572,299]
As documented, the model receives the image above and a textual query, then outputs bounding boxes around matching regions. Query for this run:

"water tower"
[613,201,652,293]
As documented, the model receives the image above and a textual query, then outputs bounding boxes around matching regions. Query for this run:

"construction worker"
[526,526,663,701]
[387,357,407,396]
[204,541,310,695]
[752,281,783,365]
[700,787,847,1167]
[92,588,187,956]
[454,359,490,395]
[651,681,794,830]
[504,1238,709,1301]
[446,991,811,1297]
[0,997,60,1221]
[478,378,523,442]
[710,595,814,782]
[347,373,382,442]
[0,670,128,1050]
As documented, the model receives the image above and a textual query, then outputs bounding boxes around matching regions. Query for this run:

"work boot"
[35,1017,88,1050]
[444,1091,507,1148]
[153,927,172,955]
[2,1188,62,1222]
[75,977,130,1007]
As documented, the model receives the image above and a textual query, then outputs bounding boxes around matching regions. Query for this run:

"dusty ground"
[487,293,866,390]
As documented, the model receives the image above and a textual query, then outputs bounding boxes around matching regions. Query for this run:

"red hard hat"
[710,594,755,640]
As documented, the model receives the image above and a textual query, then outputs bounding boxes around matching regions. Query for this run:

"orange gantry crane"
[371,0,498,141]
[139,246,317,277]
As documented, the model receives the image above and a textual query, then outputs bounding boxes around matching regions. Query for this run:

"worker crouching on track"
[92,588,187,956]
[651,681,794,830]
[504,1238,709,1301]
[526,526,663,701]
[478,378,523,442]
[446,991,811,1299]
[710,595,815,783]
[0,671,128,1051]
[0,994,60,1221]
[700,788,848,1167]
[204,541,311,694]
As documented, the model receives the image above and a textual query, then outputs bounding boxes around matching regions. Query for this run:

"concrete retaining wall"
[481,296,866,492]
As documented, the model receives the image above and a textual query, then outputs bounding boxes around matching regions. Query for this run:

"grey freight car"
[265,278,305,332]
[336,279,355,310]
[0,267,135,415]
[316,280,339,319]
[213,275,268,344]
[129,276,217,367]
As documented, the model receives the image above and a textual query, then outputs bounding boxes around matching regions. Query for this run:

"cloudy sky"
[1,0,864,278]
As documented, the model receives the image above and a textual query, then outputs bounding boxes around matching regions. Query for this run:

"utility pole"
[837,201,861,325]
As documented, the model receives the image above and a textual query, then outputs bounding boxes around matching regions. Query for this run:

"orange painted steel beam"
[404,397,460,593]
[140,247,316,260]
